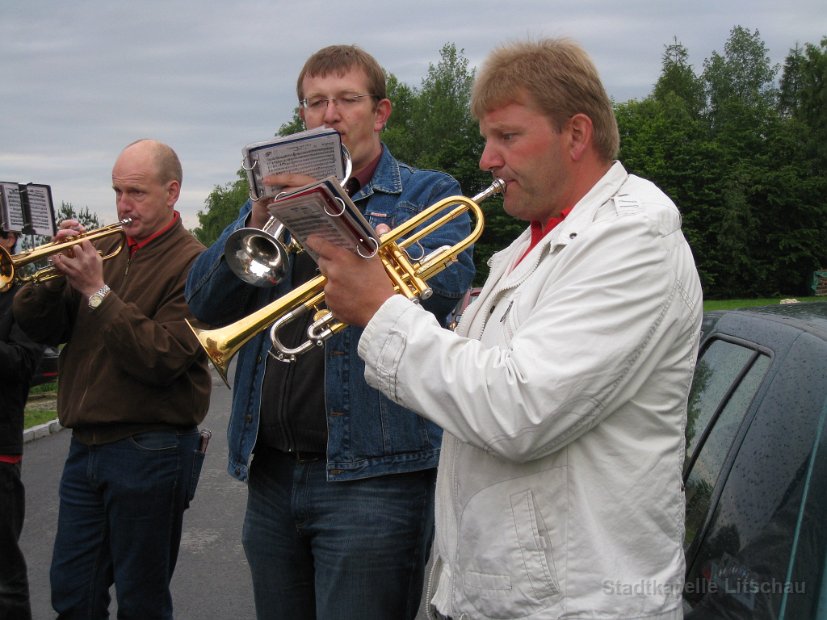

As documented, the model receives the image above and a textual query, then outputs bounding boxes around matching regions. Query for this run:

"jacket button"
[245,415,252,423]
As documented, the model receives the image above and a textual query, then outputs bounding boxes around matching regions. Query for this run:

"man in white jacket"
[308,38,703,620]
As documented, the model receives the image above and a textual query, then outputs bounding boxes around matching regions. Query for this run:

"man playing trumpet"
[14,139,211,619]
[309,38,703,619]
[186,45,473,619]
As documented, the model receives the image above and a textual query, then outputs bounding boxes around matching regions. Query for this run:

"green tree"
[412,43,487,194]
[703,26,778,121]
[780,38,827,165]
[56,202,101,229]
[383,73,418,164]
[278,109,305,137]
[192,170,249,246]
[696,27,784,296]
[653,38,705,117]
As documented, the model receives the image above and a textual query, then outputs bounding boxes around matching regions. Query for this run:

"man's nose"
[478,143,502,172]
[322,101,340,124]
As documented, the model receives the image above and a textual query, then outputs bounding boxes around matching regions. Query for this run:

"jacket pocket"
[458,479,563,618]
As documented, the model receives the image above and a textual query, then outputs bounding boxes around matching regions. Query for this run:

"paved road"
[20,366,432,619]
[20,367,256,619]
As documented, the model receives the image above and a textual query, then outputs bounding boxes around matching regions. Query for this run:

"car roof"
[702,302,827,343]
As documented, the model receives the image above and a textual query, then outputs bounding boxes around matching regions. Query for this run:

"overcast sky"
[2,0,824,231]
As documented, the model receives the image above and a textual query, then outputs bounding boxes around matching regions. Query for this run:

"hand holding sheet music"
[267,176,378,262]
[242,127,348,200]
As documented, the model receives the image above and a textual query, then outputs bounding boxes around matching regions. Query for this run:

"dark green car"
[683,302,827,619]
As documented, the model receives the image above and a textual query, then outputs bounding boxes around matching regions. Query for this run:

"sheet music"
[243,127,346,200]
[267,176,377,262]
[23,184,56,236]
[0,182,25,232]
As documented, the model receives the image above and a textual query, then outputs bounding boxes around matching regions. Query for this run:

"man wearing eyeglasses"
[186,45,473,619]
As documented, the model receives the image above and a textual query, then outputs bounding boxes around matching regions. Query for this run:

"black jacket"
[0,283,45,455]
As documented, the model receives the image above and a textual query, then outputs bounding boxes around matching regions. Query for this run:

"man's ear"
[567,113,593,161]
[167,180,181,206]
[374,98,392,131]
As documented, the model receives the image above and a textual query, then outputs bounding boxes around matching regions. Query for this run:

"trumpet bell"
[224,226,290,287]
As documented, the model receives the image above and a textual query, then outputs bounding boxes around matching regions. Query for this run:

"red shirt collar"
[126,211,180,255]
[517,207,573,266]
[345,148,383,196]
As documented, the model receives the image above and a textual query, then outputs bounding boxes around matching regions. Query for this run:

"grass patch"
[25,382,58,430]
[29,381,57,395]
[24,408,57,429]
[703,296,824,311]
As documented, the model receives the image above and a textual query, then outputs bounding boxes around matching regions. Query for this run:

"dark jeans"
[242,448,436,620]
[50,429,203,620]
[0,461,31,620]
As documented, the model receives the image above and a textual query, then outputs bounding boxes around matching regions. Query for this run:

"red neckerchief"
[516,207,573,266]
[126,211,180,256]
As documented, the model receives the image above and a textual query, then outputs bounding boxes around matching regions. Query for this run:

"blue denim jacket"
[186,146,474,482]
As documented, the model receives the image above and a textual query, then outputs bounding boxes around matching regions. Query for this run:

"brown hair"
[471,38,619,161]
[296,45,387,102]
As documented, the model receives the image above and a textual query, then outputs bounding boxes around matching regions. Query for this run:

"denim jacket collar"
[352,144,403,200]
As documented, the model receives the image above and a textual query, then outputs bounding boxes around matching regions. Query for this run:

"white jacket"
[359,163,703,619]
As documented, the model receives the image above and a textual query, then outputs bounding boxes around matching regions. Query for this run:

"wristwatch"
[88,284,111,310]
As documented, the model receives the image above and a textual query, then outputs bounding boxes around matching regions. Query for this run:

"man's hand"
[46,218,104,296]
[305,234,395,328]
[249,172,317,229]
[50,238,105,298]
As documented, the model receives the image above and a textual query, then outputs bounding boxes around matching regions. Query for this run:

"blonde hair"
[471,38,619,161]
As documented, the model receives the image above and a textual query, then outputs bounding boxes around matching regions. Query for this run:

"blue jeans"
[50,430,203,620]
[242,448,436,620]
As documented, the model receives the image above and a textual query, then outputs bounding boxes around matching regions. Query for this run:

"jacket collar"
[488,161,630,280]
[351,144,403,200]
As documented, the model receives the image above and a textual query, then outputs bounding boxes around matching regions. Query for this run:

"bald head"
[120,139,183,186]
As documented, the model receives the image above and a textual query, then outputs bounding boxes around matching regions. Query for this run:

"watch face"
[89,294,103,308]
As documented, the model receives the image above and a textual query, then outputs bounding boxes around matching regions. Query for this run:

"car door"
[682,309,827,619]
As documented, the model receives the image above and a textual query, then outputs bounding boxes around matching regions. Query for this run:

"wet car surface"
[682,302,827,619]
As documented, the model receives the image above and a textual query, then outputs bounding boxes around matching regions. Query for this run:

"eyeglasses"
[300,93,378,114]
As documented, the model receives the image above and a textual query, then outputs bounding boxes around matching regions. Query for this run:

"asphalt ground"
[19,364,432,619]
[19,367,255,619]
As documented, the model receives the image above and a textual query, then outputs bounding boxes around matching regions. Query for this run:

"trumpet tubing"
[187,276,328,385]
[188,179,505,381]
[0,219,132,292]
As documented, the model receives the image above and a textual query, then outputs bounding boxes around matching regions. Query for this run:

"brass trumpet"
[224,145,353,287]
[188,179,506,385]
[0,219,132,292]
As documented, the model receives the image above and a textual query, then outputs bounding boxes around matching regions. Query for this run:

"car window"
[684,341,771,547]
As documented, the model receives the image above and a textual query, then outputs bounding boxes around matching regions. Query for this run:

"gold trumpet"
[0,219,132,292]
[188,179,506,385]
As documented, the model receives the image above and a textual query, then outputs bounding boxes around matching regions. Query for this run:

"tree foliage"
[192,170,249,245]
[56,202,101,230]
[195,31,827,297]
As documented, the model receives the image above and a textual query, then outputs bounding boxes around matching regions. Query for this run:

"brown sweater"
[13,218,211,443]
